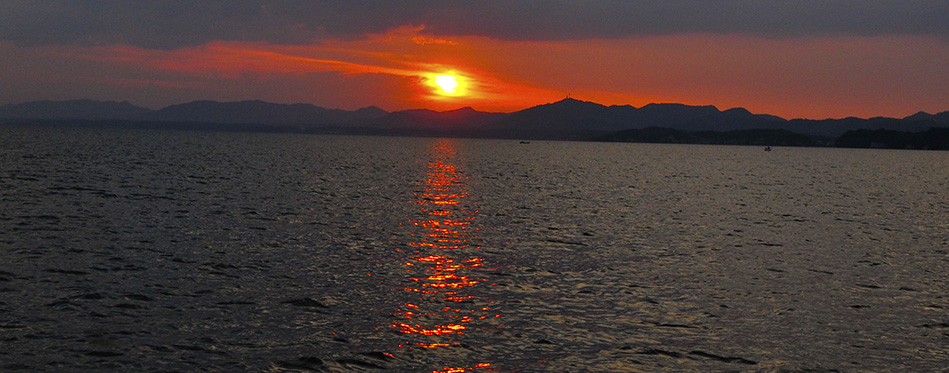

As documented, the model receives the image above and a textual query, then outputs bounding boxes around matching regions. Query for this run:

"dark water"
[1,125,947,372]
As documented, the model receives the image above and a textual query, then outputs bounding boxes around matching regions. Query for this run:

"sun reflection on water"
[393,139,496,371]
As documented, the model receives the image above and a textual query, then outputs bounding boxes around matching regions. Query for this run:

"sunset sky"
[1,1,946,119]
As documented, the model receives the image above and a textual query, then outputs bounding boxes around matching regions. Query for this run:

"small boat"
[520,141,531,144]
[764,146,772,151]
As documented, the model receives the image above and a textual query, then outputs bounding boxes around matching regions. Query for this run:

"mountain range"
[2,98,947,140]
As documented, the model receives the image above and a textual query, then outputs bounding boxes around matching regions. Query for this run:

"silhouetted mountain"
[903,111,949,126]
[352,106,389,120]
[0,99,153,120]
[835,128,949,150]
[0,99,388,127]
[2,98,946,145]
[492,98,621,131]
[784,116,944,137]
[904,112,933,122]
[148,100,386,125]
[595,127,814,146]
[493,98,948,138]
[365,107,505,130]
[635,103,719,127]
[490,98,791,139]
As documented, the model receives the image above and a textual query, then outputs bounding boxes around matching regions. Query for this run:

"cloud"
[1,1,946,48]
[1,7,945,118]
[0,25,565,111]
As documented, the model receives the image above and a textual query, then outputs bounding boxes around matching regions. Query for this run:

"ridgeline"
[2,98,947,150]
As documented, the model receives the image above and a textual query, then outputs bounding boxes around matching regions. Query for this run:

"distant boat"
[520,141,530,144]
[764,146,772,151]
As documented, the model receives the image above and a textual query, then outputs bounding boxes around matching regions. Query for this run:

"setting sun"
[434,74,460,95]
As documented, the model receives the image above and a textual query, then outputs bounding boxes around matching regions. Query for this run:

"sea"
[1,125,947,372]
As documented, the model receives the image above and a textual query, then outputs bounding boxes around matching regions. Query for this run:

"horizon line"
[2,96,946,122]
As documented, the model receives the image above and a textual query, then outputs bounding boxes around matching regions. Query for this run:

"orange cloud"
[448,33,949,118]
[2,25,946,118]
[34,25,562,111]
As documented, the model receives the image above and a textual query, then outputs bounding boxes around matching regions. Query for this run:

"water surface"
[1,126,946,371]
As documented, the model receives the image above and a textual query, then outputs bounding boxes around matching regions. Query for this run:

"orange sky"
[1,25,947,119]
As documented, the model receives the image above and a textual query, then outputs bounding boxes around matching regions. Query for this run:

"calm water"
[1,125,947,372]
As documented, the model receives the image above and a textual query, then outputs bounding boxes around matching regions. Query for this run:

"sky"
[1,1,947,119]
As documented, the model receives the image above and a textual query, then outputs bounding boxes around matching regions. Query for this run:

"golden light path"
[392,139,498,372]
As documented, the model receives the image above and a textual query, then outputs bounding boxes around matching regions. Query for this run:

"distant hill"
[904,111,949,124]
[835,128,949,150]
[492,98,624,132]
[148,100,387,126]
[491,98,793,137]
[784,117,940,137]
[497,98,947,138]
[0,99,388,127]
[595,127,814,146]
[363,107,506,130]
[1,98,946,141]
[0,99,153,121]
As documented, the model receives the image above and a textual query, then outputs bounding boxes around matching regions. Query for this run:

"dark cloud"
[1,0,947,49]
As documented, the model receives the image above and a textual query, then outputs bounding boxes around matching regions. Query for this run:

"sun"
[433,74,461,95]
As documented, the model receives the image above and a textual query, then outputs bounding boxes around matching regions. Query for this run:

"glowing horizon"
[0,24,946,119]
